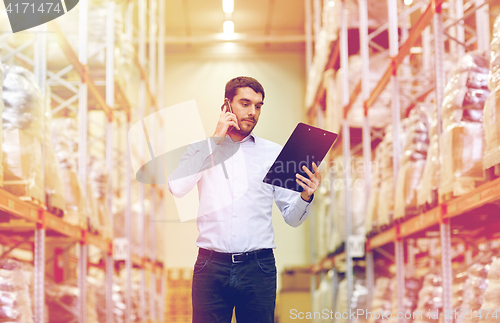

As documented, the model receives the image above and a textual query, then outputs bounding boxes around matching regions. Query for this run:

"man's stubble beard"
[235,120,256,136]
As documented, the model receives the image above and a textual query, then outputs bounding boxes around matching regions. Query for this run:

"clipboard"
[263,123,338,192]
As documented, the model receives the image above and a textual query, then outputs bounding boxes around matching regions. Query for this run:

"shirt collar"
[226,132,257,145]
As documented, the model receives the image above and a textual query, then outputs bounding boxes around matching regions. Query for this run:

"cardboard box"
[277,291,312,323]
[281,266,311,292]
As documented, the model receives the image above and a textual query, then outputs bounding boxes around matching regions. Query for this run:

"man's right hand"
[213,104,240,144]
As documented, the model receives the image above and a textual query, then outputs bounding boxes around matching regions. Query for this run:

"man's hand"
[213,105,240,144]
[296,162,321,202]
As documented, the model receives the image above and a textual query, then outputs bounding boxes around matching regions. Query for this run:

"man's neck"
[228,131,246,142]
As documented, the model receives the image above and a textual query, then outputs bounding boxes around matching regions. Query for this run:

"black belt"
[199,248,273,264]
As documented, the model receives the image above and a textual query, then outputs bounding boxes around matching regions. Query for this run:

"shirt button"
[234,214,237,217]
[233,234,236,237]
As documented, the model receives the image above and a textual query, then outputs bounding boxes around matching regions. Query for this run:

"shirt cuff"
[300,193,314,203]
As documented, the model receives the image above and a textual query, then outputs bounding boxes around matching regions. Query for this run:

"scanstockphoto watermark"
[290,309,437,320]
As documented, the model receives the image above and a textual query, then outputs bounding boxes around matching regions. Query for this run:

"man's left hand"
[296,162,322,202]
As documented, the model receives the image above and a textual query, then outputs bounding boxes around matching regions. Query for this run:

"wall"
[159,43,310,288]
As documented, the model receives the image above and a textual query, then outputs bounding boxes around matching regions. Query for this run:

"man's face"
[228,87,263,137]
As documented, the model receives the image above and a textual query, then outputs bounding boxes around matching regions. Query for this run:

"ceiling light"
[223,0,234,14]
[223,20,234,35]
[404,0,413,5]
[328,1,335,7]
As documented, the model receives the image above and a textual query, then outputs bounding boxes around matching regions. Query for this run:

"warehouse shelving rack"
[306,0,496,322]
[0,0,167,322]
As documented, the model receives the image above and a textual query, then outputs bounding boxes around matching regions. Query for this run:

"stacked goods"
[377,126,395,228]
[88,156,112,238]
[439,51,490,197]
[332,53,393,134]
[313,272,334,323]
[330,156,367,252]
[51,118,87,228]
[414,273,443,323]
[387,278,423,323]
[0,66,3,185]
[0,259,34,323]
[336,275,369,323]
[1,64,43,201]
[453,268,469,312]
[165,268,192,323]
[351,156,367,239]
[43,86,66,214]
[331,155,345,251]
[417,100,440,210]
[369,277,393,323]
[46,0,129,68]
[365,143,383,235]
[377,121,408,229]
[457,256,493,323]
[87,110,112,238]
[45,278,98,323]
[95,278,126,323]
[315,184,331,261]
[483,14,500,172]
[478,258,500,323]
[394,105,430,220]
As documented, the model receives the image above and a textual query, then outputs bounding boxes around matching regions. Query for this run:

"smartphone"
[222,99,233,113]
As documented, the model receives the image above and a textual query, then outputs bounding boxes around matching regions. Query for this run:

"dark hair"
[224,76,265,102]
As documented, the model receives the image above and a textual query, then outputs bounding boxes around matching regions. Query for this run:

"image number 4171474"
[3,0,78,33]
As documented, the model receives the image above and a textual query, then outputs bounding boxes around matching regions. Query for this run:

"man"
[168,76,321,323]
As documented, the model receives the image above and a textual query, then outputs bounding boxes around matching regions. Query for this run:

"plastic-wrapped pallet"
[0,259,34,323]
[458,256,494,323]
[43,86,66,214]
[45,278,98,323]
[377,121,408,229]
[0,65,3,186]
[483,90,500,171]
[331,155,345,251]
[489,14,500,91]
[414,273,443,323]
[1,64,44,201]
[323,0,388,39]
[333,53,393,131]
[330,155,367,251]
[479,258,500,323]
[369,277,393,323]
[365,143,383,235]
[45,0,126,68]
[483,14,500,171]
[394,105,430,220]
[113,196,152,260]
[88,156,112,239]
[351,156,367,238]
[453,267,469,311]
[87,110,112,239]
[439,51,490,197]
[95,277,126,323]
[387,277,423,323]
[51,118,87,228]
[315,184,331,262]
[417,102,440,210]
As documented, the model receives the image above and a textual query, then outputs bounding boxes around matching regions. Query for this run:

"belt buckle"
[232,253,245,263]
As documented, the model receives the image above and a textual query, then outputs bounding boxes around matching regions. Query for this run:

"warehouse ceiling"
[163,0,305,48]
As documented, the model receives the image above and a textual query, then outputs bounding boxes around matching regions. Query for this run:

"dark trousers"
[192,250,277,323]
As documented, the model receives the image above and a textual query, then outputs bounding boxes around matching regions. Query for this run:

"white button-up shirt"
[168,133,313,253]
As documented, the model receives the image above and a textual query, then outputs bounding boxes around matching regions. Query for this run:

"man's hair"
[224,76,265,102]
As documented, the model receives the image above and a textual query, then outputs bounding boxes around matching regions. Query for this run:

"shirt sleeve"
[273,186,314,227]
[168,138,219,198]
